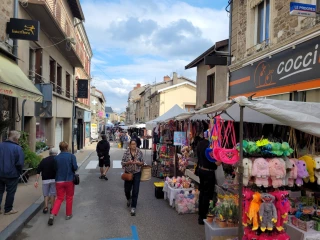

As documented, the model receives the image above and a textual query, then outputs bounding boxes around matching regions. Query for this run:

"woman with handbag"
[48,141,78,226]
[121,140,144,216]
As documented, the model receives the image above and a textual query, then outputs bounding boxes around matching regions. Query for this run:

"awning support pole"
[21,99,27,132]
[238,105,245,240]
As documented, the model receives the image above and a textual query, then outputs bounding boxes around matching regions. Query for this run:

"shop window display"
[36,117,46,142]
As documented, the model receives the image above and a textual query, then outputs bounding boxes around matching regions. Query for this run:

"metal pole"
[238,105,245,240]
[13,0,18,60]
[72,68,75,154]
[21,99,27,131]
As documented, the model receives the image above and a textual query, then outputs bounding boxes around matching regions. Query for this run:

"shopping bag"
[141,165,152,182]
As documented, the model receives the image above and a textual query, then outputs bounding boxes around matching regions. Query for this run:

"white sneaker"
[131,208,136,216]
[4,209,18,215]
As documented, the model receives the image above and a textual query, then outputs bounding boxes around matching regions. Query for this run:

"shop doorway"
[55,118,64,152]
[77,119,84,150]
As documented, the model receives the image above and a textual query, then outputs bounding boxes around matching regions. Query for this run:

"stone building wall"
[0,0,13,44]
[230,0,320,70]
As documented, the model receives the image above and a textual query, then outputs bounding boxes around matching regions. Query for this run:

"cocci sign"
[229,36,320,97]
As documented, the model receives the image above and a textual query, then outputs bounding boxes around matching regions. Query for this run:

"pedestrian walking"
[195,131,221,225]
[121,140,144,216]
[115,130,120,143]
[131,132,141,148]
[123,132,131,149]
[96,134,110,180]
[0,131,24,215]
[48,141,78,226]
[34,148,58,214]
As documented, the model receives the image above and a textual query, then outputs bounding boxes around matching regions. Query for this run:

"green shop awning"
[0,54,43,102]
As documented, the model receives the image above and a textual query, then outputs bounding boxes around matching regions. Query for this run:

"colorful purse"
[214,121,240,164]
[205,119,221,163]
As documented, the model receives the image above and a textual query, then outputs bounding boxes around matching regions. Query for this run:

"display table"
[163,182,193,206]
[185,169,200,183]
[285,223,320,240]
[204,220,237,240]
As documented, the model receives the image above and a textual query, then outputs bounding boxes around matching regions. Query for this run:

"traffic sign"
[106,113,109,118]
[290,2,316,17]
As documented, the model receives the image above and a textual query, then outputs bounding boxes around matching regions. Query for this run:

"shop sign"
[77,79,88,98]
[6,18,40,41]
[229,35,320,97]
[76,108,84,119]
[84,111,91,122]
[290,2,316,18]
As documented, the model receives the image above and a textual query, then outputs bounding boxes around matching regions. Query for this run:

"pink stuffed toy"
[269,158,286,188]
[272,191,290,231]
[252,158,269,187]
[295,160,309,186]
[242,188,253,226]
[287,159,298,187]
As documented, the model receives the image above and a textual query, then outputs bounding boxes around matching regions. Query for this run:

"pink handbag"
[213,121,240,164]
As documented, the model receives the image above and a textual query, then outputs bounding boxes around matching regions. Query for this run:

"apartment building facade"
[0,0,92,152]
[229,0,320,102]
[90,86,106,133]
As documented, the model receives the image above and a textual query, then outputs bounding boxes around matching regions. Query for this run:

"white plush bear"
[243,158,252,186]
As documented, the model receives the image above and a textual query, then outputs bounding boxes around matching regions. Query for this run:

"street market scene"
[1,0,320,240]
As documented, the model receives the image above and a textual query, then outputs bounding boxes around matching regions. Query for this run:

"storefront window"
[36,117,46,142]
[85,123,90,138]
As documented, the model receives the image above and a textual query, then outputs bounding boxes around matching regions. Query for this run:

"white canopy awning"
[146,104,186,130]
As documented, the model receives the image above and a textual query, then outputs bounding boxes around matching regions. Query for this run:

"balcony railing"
[40,0,88,71]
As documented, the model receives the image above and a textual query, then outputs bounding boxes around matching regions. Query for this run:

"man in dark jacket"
[34,148,57,214]
[0,131,24,215]
[131,132,141,148]
[96,135,110,180]
[196,131,221,225]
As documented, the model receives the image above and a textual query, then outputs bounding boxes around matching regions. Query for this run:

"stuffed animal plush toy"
[278,158,287,186]
[287,159,298,187]
[242,188,254,226]
[243,158,253,186]
[269,158,286,188]
[299,155,316,183]
[248,192,262,231]
[259,193,277,232]
[295,160,309,187]
[252,158,269,187]
[314,156,320,185]
[272,191,290,231]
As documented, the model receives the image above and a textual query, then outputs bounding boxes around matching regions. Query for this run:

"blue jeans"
[124,172,141,208]
[0,177,19,213]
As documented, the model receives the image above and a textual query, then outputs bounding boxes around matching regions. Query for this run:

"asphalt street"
[13,144,205,240]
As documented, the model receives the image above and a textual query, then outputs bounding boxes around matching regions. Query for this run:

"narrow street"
[13,144,204,240]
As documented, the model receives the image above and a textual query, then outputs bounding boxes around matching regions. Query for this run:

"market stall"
[151,96,320,240]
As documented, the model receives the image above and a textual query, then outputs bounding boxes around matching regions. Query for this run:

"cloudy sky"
[81,0,230,113]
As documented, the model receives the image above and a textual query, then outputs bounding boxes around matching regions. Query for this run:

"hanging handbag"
[73,173,80,185]
[121,172,133,181]
[205,119,218,162]
[214,121,240,164]
[70,154,80,185]
[141,165,152,181]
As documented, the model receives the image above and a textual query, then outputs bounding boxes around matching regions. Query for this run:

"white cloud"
[82,0,229,58]
[82,0,229,112]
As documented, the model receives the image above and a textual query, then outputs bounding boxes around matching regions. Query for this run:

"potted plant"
[232,204,239,227]
[217,204,228,228]
[206,200,215,223]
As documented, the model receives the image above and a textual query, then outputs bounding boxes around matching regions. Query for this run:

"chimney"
[133,83,141,90]
[173,72,178,85]
[163,75,170,82]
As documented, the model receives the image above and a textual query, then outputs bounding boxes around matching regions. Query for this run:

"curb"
[0,149,96,240]
[0,196,44,240]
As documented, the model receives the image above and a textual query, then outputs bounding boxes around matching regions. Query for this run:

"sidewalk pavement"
[0,143,97,239]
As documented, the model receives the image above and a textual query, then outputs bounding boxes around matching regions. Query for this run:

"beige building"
[229,0,320,102]
[105,107,120,124]
[126,83,148,125]
[0,0,91,153]
[90,86,106,132]
[185,40,229,110]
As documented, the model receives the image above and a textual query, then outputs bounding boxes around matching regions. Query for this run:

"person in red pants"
[48,141,78,226]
